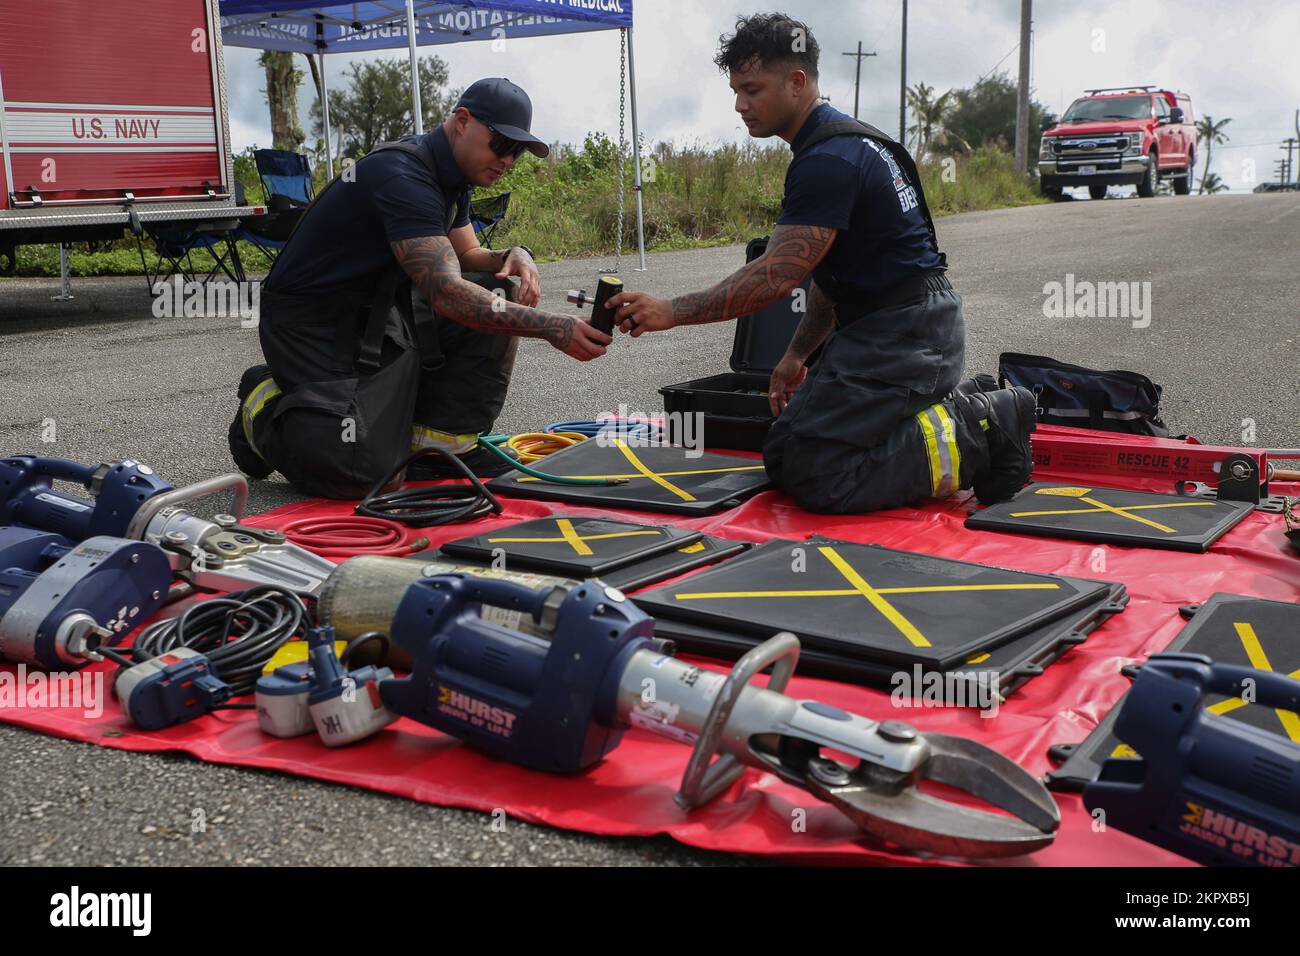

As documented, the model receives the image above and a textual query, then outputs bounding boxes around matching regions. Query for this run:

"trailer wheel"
[1088,184,1107,200]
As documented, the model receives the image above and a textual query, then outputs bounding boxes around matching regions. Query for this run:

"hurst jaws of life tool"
[1084,654,1300,867]
[360,569,1061,858]
[0,456,336,602]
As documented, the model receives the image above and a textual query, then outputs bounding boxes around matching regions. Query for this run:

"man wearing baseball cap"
[228,78,611,499]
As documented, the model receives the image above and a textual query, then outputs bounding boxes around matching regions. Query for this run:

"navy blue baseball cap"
[455,78,550,158]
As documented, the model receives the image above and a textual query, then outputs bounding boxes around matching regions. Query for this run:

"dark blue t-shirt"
[265,126,471,296]
[778,104,941,299]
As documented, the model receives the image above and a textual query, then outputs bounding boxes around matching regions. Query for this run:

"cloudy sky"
[222,0,1300,191]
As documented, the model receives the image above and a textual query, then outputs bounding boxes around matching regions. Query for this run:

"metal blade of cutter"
[128,475,336,597]
[803,732,1060,858]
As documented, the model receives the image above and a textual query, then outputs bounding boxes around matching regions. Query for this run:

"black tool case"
[660,237,813,451]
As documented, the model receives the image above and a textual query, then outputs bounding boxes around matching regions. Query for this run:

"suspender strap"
[794,118,945,264]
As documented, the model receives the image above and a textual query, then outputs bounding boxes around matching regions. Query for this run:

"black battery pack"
[660,237,815,452]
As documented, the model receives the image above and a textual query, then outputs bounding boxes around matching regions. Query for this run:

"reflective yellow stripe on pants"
[915,402,961,498]
[241,377,282,459]
[411,425,478,455]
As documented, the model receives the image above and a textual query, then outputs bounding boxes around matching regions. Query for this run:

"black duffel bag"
[998,352,1171,437]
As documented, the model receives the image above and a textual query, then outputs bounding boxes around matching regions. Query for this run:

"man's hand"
[607,291,674,336]
[768,354,808,416]
[496,247,541,307]
[548,315,612,361]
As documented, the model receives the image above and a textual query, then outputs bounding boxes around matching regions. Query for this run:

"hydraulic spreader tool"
[0,456,336,597]
[344,565,1060,857]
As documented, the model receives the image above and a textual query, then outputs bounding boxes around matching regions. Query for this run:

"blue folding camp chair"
[470,192,511,246]
[237,149,315,266]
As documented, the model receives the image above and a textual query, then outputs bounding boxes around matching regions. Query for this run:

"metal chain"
[614,28,627,274]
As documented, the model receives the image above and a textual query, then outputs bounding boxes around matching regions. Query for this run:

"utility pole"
[899,0,908,141]
[842,41,878,120]
[1014,0,1032,174]
[1282,137,1298,186]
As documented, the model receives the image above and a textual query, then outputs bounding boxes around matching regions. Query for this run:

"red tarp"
[3,426,1297,865]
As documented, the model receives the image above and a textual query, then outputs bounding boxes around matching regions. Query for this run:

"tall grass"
[6,138,1044,277]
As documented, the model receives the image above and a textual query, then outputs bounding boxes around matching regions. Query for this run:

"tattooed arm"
[767,278,835,416]
[785,278,836,362]
[605,224,837,336]
[391,235,609,360]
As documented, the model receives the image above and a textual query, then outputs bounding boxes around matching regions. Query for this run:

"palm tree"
[1200,171,1230,194]
[906,83,954,160]
[1195,116,1231,194]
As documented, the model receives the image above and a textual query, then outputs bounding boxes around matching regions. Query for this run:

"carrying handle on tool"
[675,632,801,811]
[421,574,553,623]
[9,456,99,486]
[124,473,250,540]
[1146,652,1300,716]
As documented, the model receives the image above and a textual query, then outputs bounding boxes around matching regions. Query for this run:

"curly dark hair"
[714,13,820,79]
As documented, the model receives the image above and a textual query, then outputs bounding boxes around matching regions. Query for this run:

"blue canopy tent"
[219,0,646,270]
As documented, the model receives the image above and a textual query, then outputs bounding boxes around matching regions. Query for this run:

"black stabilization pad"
[598,535,752,592]
[653,581,1128,701]
[487,439,771,515]
[1045,592,1300,791]
[633,537,1119,670]
[439,515,702,577]
[965,482,1253,552]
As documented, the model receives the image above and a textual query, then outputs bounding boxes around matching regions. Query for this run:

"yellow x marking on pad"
[487,518,662,557]
[1204,621,1300,742]
[671,546,1062,650]
[514,440,763,501]
[1010,496,1217,534]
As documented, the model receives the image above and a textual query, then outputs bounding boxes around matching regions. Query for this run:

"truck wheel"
[1088,184,1107,200]
[1040,182,1063,200]
[1137,152,1158,198]
[1173,159,1192,195]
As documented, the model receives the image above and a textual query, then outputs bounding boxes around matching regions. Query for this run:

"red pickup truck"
[1038,87,1196,199]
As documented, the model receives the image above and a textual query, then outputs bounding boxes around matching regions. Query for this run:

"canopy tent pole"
[405,0,423,134]
[625,27,647,272]
[319,52,334,178]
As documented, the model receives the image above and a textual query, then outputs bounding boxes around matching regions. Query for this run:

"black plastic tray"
[488,440,771,516]
[966,482,1253,552]
[653,581,1128,700]
[633,536,1120,670]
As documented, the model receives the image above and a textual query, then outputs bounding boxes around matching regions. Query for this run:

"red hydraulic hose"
[280,516,429,559]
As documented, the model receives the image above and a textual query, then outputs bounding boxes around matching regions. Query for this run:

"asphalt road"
[1,190,1297,866]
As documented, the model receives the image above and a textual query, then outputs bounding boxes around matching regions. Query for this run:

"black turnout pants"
[763,276,975,514]
[251,271,516,499]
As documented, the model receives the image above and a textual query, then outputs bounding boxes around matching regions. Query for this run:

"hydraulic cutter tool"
[371,571,1061,858]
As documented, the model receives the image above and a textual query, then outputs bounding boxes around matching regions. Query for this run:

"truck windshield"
[1062,96,1152,122]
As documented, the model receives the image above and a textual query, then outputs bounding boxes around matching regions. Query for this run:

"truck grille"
[1051,135,1130,159]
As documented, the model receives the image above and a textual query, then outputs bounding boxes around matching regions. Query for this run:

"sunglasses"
[485,123,529,160]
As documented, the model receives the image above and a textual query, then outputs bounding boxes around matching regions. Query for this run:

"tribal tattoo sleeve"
[785,279,836,362]
[669,223,837,326]
[390,235,571,346]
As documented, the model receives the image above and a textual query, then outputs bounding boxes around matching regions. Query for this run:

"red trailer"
[0,0,260,278]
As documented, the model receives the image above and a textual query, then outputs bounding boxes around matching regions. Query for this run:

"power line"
[979,43,1019,82]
